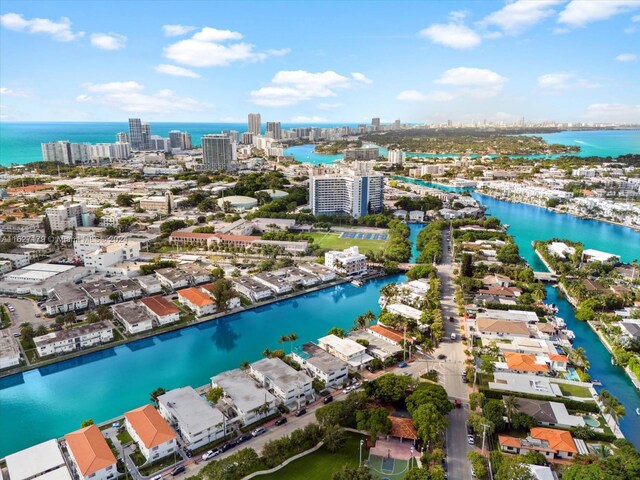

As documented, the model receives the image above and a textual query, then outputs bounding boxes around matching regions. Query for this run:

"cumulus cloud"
[482,0,563,34]
[266,48,291,56]
[250,70,372,107]
[290,115,328,123]
[558,0,640,27]
[0,87,28,97]
[398,67,507,103]
[77,81,209,113]
[0,12,84,41]
[162,24,197,37]
[586,103,640,122]
[154,64,201,78]
[419,22,481,49]
[537,72,600,93]
[616,53,637,62]
[163,26,285,67]
[90,32,126,50]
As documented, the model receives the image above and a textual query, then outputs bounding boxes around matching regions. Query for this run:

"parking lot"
[0,296,45,332]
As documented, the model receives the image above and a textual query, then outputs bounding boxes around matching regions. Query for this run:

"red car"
[454,399,462,408]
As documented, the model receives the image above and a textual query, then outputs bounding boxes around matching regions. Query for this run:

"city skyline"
[1,0,639,123]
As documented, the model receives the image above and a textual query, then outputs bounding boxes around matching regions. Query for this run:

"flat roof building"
[249,357,313,406]
[112,301,155,334]
[4,439,70,480]
[291,342,349,388]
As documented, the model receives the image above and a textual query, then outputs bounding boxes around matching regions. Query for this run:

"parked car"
[252,427,266,437]
[294,408,306,417]
[454,399,462,408]
[353,381,362,389]
[237,434,252,444]
[275,417,288,426]
[366,365,377,373]
[462,376,469,384]
[220,442,233,452]
[323,395,334,404]
[450,333,457,340]
[449,316,454,322]
[151,475,163,480]
[467,434,475,445]
[467,424,473,435]
[171,466,186,476]
[202,450,217,460]
[397,361,408,368]
[437,354,446,360]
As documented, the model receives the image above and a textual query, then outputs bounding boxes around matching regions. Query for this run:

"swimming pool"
[564,367,581,381]
[584,416,600,428]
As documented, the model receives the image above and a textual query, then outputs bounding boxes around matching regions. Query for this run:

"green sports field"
[308,231,388,254]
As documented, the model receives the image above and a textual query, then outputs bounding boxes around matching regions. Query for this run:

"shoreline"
[477,190,640,233]
[0,277,351,380]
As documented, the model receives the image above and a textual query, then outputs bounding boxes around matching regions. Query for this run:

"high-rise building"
[393,119,401,129]
[248,113,261,135]
[266,122,281,140]
[128,118,143,150]
[181,132,192,150]
[202,134,236,171]
[387,149,405,166]
[116,132,130,143]
[309,162,384,219]
[344,147,379,161]
[222,130,239,143]
[41,141,91,165]
[372,118,381,130]
[142,123,151,150]
[45,202,93,231]
[240,132,254,145]
[169,130,182,149]
[149,136,170,152]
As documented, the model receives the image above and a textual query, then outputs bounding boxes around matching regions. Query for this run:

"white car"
[343,386,353,394]
[202,450,219,460]
[467,434,475,445]
[252,426,266,437]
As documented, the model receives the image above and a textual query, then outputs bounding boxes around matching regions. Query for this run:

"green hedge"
[479,388,600,413]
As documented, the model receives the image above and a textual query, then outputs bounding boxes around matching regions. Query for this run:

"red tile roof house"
[499,427,581,460]
[140,296,180,326]
[169,231,217,249]
[125,405,177,461]
[177,287,216,316]
[65,425,117,480]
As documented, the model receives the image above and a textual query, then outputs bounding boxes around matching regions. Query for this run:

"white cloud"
[397,90,458,102]
[90,32,126,50]
[449,10,469,21]
[434,67,508,97]
[537,72,600,93]
[351,72,373,84]
[77,81,209,114]
[266,48,291,56]
[0,87,28,97]
[616,53,638,62]
[0,12,84,41]
[317,102,344,110]
[397,90,429,102]
[162,24,196,37]
[482,0,563,34]
[558,0,640,27]
[290,115,328,123]
[163,26,284,67]
[419,22,481,49]
[586,103,640,122]
[250,70,371,107]
[154,64,201,78]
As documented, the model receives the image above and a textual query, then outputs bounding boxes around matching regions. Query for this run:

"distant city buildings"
[45,202,94,231]
[309,161,384,218]
[248,112,261,135]
[372,117,381,130]
[41,141,91,165]
[344,146,379,161]
[202,134,237,171]
[266,121,282,140]
[128,118,146,150]
[388,149,405,166]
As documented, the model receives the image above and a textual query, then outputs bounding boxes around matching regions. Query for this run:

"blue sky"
[1,0,639,123]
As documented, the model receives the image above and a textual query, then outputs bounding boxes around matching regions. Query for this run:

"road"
[0,296,43,333]
[434,226,473,480]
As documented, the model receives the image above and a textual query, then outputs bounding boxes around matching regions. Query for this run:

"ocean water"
[0,122,357,166]
[535,130,640,158]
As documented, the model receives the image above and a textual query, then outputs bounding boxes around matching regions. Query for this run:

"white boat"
[564,330,575,342]
[351,279,364,287]
[636,408,640,416]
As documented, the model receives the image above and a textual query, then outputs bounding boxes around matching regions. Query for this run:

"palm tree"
[568,346,590,370]
[323,424,347,453]
[503,396,519,427]
[287,332,298,353]
[354,310,376,330]
[262,348,272,358]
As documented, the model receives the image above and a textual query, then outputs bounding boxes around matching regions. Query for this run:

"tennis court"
[340,232,389,241]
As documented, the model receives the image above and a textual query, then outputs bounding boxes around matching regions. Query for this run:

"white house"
[140,296,180,325]
[253,271,293,295]
[177,287,216,317]
[34,322,113,357]
[81,242,140,273]
[158,387,228,450]
[317,334,373,369]
[5,439,72,480]
[291,342,349,387]
[112,301,154,334]
[65,425,117,480]
[249,357,313,407]
[582,248,620,264]
[44,285,89,316]
[136,275,163,295]
[231,276,273,303]
[124,405,177,461]
[211,369,277,426]
[325,246,367,276]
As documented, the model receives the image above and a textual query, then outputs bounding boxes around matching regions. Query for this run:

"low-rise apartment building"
[34,321,113,357]
[43,285,89,316]
[140,296,180,325]
[177,287,216,316]
[112,301,154,334]
[318,334,373,369]
[291,342,349,387]
[325,247,367,276]
[249,357,313,407]
[158,387,227,450]
[124,405,177,461]
[231,276,273,303]
[65,425,117,480]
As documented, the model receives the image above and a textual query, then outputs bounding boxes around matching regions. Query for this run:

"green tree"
[116,193,135,207]
[327,326,345,338]
[495,456,536,480]
[366,374,413,403]
[404,468,431,480]
[356,407,392,441]
[331,465,373,480]
[209,278,236,311]
[86,311,100,323]
[323,424,347,453]
[406,383,452,416]
[206,387,224,404]
[80,419,94,428]
[469,392,485,411]
[413,403,448,445]
[467,451,488,480]
[503,395,519,426]
[149,387,166,405]
[460,253,473,277]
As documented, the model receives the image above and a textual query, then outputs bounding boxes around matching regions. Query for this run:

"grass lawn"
[308,232,387,254]
[129,450,146,467]
[116,430,133,444]
[556,382,592,398]
[138,454,181,476]
[258,432,368,480]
